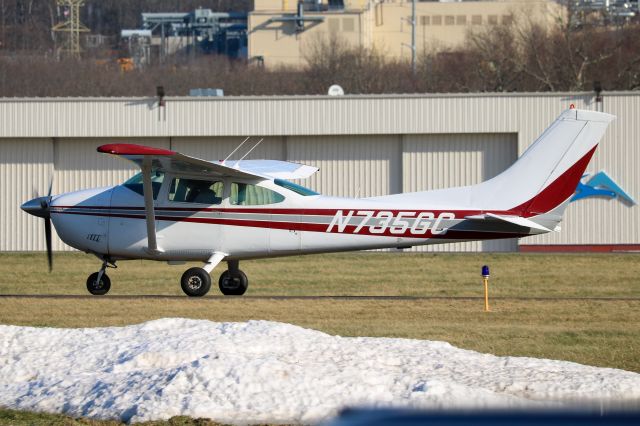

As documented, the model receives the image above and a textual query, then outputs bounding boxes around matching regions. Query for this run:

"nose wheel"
[86,272,111,295]
[86,260,114,296]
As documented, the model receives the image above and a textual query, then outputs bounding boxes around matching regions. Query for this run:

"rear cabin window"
[274,179,319,196]
[123,171,164,199]
[230,183,285,206]
[169,178,224,205]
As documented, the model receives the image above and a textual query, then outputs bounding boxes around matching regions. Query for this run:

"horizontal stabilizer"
[465,213,552,232]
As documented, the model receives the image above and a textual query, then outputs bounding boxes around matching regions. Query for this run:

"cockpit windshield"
[274,179,319,196]
[123,170,164,199]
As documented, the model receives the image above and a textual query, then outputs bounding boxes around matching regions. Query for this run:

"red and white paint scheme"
[21,108,615,297]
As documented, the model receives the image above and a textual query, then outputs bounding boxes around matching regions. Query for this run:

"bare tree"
[303,33,416,94]
[3,1,640,98]
[465,17,525,92]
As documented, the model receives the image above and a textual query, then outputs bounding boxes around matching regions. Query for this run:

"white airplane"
[22,108,614,297]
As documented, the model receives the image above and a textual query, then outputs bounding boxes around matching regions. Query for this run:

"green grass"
[0,408,248,425]
[1,252,639,298]
[0,252,639,424]
[0,252,638,370]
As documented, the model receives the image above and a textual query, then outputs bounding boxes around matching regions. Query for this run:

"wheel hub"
[188,276,202,290]
[222,276,239,289]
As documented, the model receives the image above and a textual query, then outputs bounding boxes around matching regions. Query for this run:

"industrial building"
[0,92,638,253]
[248,0,561,67]
[121,9,248,66]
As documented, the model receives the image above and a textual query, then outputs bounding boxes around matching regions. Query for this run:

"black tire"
[218,270,248,296]
[181,267,212,297]
[86,272,111,296]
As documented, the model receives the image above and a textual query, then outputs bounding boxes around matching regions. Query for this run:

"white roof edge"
[0,91,639,102]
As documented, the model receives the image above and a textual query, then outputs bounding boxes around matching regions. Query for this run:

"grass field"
[0,408,234,426]
[0,251,639,374]
[1,252,639,425]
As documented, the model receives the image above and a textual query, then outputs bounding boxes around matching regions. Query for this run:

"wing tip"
[97,144,176,156]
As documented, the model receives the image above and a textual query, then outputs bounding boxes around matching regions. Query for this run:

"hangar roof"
[0,91,636,139]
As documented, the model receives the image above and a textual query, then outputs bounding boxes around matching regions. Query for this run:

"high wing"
[222,160,318,179]
[97,143,319,180]
[96,143,319,256]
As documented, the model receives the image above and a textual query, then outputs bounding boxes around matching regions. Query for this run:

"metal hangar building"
[0,92,637,252]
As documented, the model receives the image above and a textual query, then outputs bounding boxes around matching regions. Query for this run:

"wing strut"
[142,156,163,254]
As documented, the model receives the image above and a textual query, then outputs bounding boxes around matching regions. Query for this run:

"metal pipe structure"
[52,0,90,59]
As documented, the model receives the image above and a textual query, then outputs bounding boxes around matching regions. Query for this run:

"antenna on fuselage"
[234,138,264,169]
[222,136,251,164]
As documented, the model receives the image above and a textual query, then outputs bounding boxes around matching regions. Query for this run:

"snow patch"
[0,318,638,424]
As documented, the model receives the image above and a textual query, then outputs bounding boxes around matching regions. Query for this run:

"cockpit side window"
[123,171,164,199]
[230,182,285,206]
[169,177,224,205]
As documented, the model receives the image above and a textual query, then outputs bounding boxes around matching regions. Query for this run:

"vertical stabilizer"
[367,109,615,217]
[492,109,615,215]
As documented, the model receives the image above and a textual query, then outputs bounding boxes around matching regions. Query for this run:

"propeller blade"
[45,217,52,272]
[47,174,53,198]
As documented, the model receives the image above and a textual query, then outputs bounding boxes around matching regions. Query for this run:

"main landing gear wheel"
[218,270,248,296]
[181,267,212,297]
[86,272,111,296]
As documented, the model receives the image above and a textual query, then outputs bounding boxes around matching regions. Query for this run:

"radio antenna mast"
[235,138,264,168]
[223,137,251,164]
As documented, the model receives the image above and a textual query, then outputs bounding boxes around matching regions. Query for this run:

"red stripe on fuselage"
[54,205,493,216]
[54,206,519,218]
[51,210,528,239]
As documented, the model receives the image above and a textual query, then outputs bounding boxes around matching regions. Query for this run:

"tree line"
[1,3,640,96]
[0,0,253,52]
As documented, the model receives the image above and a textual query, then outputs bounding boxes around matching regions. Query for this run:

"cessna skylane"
[22,108,614,297]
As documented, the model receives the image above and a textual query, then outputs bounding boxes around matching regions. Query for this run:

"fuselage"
[48,173,540,263]
[20,109,615,298]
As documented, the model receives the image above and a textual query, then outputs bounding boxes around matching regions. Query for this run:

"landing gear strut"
[86,259,114,296]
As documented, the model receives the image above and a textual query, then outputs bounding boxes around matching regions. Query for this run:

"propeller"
[22,177,54,272]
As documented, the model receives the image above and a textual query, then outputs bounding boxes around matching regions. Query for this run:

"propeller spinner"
[21,180,53,271]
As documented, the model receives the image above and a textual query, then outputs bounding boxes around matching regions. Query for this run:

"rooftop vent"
[189,88,224,97]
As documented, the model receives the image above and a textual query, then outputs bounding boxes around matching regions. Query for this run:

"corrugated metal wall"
[0,139,53,251]
[172,137,286,162]
[1,93,638,251]
[0,93,592,138]
[287,135,402,198]
[403,133,518,252]
[525,97,640,245]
